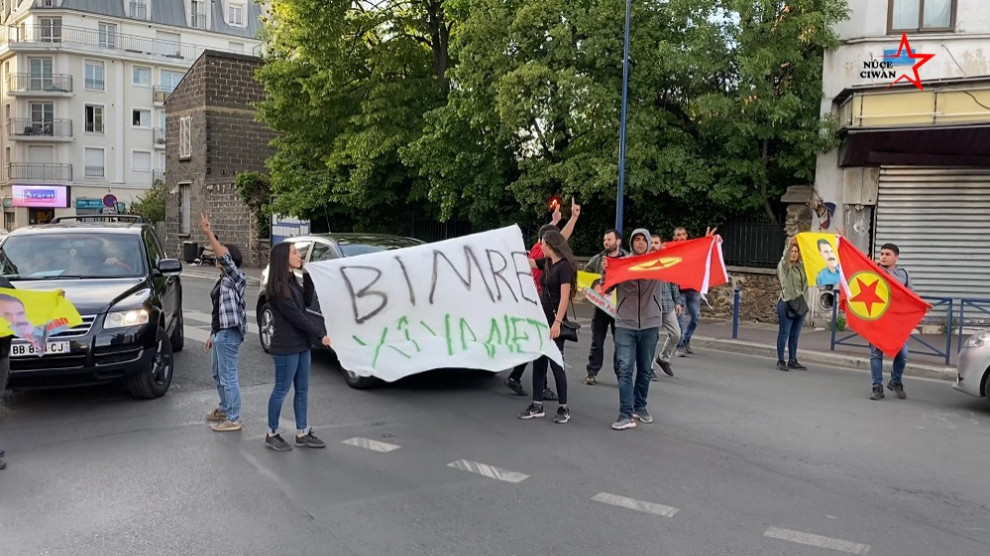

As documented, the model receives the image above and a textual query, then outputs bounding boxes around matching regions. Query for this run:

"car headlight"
[963,331,990,348]
[105,308,150,329]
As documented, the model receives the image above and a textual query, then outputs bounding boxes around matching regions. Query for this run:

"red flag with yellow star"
[601,236,728,294]
[837,238,931,357]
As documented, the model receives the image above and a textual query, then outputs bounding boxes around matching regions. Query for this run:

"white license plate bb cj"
[11,341,70,357]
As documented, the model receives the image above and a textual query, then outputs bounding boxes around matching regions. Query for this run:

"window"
[143,229,162,268]
[132,151,152,172]
[130,0,148,20]
[309,242,337,262]
[84,60,104,90]
[85,148,105,178]
[160,70,184,93]
[132,109,151,127]
[132,66,151,86]
[85,105,104,133]
[191,0,207,28]
[28,57,52,91]
[30,102,53,124]
[39,17,61,43]
[228,2,245,26]
[155,30,181,57]
[889,0,954,32]
[98,22,117,49]
[179,116,191,159]
[180,183,191,234]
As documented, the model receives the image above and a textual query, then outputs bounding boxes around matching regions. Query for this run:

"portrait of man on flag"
[796,232,841,287]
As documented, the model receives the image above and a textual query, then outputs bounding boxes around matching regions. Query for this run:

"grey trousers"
[657,311,681,361]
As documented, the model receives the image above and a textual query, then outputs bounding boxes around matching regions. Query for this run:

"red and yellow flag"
[837,238,931,357]
[601,237,728,293]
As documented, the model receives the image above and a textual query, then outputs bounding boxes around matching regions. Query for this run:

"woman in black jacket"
[264,242,332,452]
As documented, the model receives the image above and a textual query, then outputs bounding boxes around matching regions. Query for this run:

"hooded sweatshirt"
[607,228,663,330]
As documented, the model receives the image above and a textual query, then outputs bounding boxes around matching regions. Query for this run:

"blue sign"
[76,198,105,210]
[883,48,917,66]
[271,214,310,245]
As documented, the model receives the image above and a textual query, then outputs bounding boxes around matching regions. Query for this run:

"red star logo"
[887,33,934,91]
[851,276,885,316]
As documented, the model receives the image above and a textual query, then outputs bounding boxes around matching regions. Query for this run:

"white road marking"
[763,526,870,555]
[342,437,401,453]
[446,459,529,483]
[590,492,679,518]
[184,326,212,345]
[184,310,260,337]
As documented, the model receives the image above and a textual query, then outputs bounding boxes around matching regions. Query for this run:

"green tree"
[255,0,454,232]
[130,179,167,224]
[235,171,273,239]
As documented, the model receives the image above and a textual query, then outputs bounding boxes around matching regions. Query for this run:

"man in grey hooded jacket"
[602,228,663,430]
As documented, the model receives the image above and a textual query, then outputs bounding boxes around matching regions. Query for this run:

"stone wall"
[704,266,782,324]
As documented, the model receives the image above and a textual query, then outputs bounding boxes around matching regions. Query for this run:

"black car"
[257,233,425,389]
[0,215,183,398]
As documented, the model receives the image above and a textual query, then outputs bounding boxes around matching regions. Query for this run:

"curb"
[690,336,956,382]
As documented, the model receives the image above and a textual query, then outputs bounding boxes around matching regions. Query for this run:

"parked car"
[954,330,990,407]
[258,233,425,389]
[0,215,184,399]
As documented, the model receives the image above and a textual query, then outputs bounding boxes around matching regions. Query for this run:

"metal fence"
[408,216,473,243]
[719,221,787,268]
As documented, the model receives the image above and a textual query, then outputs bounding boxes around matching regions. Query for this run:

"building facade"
[815,0,990,302]
[164,49,275,268]
[0,0,264,230]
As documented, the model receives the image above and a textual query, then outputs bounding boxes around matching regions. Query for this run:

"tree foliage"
[256,0,848,251]
[234,171,273,238]
[130,179,167,224]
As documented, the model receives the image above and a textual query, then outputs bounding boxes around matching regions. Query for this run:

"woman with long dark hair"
[519,228,576,424]
[264,242,332,452]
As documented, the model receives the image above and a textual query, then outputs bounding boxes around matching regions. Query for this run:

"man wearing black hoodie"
[602,228,663,431]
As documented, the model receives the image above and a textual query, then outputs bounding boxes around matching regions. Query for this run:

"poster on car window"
[0,288,83,357]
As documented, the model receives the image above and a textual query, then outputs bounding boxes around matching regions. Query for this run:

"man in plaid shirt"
[201,214,247,432]
[651,235,681,378]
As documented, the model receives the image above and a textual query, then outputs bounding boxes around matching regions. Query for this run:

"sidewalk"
[570,300,957,382]
[179,263,262,287]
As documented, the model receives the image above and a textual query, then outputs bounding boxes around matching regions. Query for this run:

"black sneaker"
[542,387,558,402]
[504,377,526,396]
[657,358,674,377]
[553,406,571,424]
[887,380,907,400]
[519,402,545,420]
[265,434,293,452]
[776,360,789,372]
[788,360,808,370]
[296,431,326,448]
[869,385,885,400]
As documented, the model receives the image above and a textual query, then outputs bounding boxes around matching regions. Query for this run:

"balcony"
[130,1,148,20]
[153,127,166,148]
[153,86,172,106]
[85,165,105,178]
[7,163,72,182]
[6,73,73,95]
[153,169,165,184]
[6,118,74,141]
[6,24,198,60]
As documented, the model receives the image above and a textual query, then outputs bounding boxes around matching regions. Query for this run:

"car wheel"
[259,303,273,354]
[341,366,379,390]
[127,326,174,399]
[170,310,185,352]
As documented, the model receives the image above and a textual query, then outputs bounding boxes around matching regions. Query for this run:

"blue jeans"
[870,344,908,386]
[210,328,243,422]
[678,290,701,346]
[775,300,806,363]
[268,350,312,434]
[614,327,660,418]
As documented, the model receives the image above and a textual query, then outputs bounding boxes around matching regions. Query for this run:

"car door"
[303,240,336,330]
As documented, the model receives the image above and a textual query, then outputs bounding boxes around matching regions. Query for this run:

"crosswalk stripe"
[184,310,260,336]
[763,527,870,555]
[591,492,679,517]
[446,459,529,483]
[342,437,401,453]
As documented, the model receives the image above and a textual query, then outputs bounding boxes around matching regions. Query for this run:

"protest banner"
[0,288,83,356]
[306,225,563,383]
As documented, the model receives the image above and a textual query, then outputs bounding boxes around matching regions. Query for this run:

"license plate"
[10,341,70,357]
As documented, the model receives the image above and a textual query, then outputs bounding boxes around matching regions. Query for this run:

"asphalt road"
[1,275,989,555]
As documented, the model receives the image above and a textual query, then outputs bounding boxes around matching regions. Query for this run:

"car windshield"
[338,238,423,257]
[0,233,145,279]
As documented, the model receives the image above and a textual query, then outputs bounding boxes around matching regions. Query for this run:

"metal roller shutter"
[875,167,990,300]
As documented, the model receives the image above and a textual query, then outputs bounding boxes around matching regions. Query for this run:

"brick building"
[164,49,275,268]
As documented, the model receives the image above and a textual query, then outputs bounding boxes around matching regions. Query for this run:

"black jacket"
[269,273,324,356]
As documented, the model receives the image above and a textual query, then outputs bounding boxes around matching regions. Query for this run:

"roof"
[55,0,265,39]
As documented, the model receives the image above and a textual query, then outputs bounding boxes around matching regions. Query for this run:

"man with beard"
[582,229,626,385]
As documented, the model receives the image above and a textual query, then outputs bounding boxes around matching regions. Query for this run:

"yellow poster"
[795,232,841,287]
[577,271,617,306]
[0,288,83,355]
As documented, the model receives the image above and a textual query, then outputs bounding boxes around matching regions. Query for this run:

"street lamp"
[615,0,632,236]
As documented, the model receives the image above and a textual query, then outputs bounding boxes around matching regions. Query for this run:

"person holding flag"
[868,243,913,401]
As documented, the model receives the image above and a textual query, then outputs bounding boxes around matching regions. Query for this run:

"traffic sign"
[103,194,117,208]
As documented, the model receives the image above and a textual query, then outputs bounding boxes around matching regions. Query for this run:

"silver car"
[954,330,990,406]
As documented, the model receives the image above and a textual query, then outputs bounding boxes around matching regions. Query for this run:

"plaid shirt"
[214,252,247,337]
[659,281,680,312]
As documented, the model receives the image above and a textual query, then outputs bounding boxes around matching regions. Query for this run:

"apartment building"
[0,0,264,229]
[815,0,990,299]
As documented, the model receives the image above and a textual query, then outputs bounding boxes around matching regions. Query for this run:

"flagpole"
[615,0,632,237]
